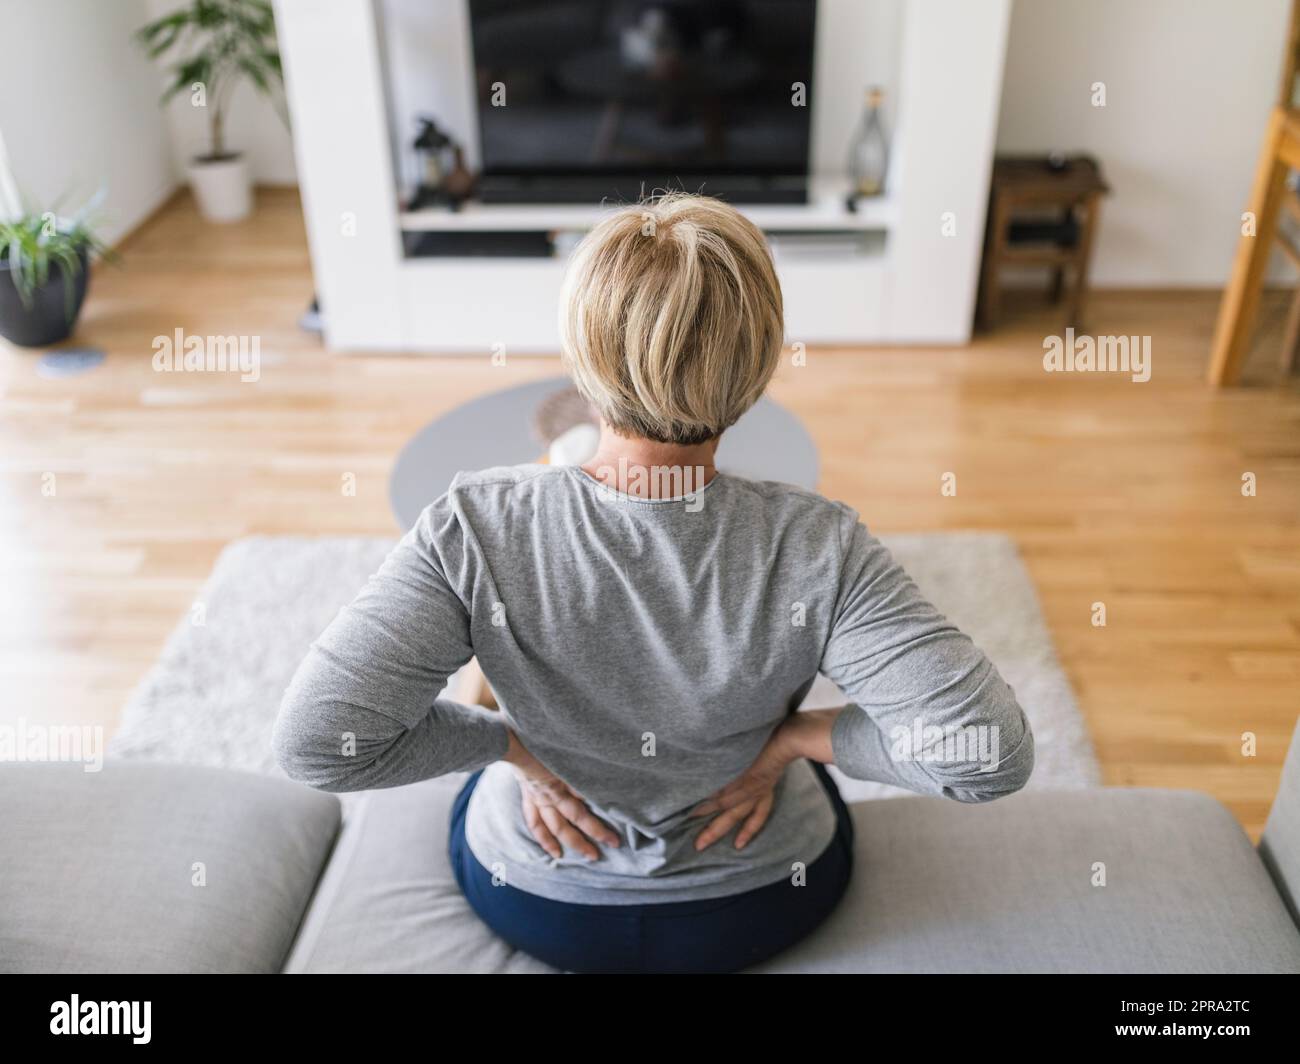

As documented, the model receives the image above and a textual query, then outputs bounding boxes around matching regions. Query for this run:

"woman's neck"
[581,424,719,499]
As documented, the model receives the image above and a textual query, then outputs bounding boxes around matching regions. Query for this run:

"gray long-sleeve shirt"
[273,465,1033,904]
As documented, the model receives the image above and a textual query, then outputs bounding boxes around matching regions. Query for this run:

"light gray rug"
[110,534,1100,800]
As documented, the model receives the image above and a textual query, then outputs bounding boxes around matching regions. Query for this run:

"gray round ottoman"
[389,376,818,529]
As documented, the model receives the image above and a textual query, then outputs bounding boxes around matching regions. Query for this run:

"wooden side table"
[979,155,1109,330]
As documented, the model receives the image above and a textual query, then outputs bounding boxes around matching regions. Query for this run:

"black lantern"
[412,117,454,209]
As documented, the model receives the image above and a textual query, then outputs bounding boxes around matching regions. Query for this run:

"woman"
[273,193,1034,973]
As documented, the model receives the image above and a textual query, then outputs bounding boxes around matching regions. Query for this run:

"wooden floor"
[3,188,1298,838]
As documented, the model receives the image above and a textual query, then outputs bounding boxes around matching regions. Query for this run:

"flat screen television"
[467,0,817,204]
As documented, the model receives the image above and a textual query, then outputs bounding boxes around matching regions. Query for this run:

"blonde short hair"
[559,193,784,445]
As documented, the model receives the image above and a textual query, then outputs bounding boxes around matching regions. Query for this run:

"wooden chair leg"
[979,196,1008,330]
[1049,266,1065,303]
[1209,108,1291,385]
[1049,207,1069,302]
[1067,197,1100,330]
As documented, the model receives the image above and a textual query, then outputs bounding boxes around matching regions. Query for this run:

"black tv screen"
[468,0,817,203]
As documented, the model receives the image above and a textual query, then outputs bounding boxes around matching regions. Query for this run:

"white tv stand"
[274,0,1011,353]
[399,179,896,234]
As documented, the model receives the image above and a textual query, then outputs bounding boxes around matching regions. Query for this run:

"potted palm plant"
[137,0,284,223]
[0,134,108,348]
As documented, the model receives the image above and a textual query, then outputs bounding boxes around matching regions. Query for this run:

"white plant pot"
[186,154,252,223]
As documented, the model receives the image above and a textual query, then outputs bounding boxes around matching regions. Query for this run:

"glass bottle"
[849,87,889,198]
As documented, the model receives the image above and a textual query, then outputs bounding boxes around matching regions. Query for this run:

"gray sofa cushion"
[288,774,1300,974]
[0,761,340,973]
[758,789,1300,973]
[1260,721,1300,929]
[284,775,552,973]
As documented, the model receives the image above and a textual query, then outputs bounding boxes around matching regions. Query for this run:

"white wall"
[0,0,176,245]
[997,0,1291,287]
[144,0,297,184]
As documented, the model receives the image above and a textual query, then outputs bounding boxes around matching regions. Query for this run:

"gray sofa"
[3,722,1299,974]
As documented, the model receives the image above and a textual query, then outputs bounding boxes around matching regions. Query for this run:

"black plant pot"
[0,248,90,347]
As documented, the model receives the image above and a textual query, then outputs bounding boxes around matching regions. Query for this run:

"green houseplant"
[137,0,284,223]
[0,134,108,348]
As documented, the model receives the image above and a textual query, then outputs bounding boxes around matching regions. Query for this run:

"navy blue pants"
[448,763,855,974]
